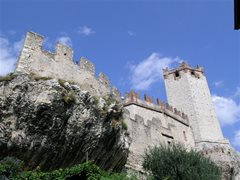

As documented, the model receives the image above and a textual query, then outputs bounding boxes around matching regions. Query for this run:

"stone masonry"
[15,31,118,97]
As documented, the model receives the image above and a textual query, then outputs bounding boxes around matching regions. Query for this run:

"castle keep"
[15,31,239,178]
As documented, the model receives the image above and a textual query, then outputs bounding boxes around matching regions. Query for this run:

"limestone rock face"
[0,73,130,171]
[197,143,240,180]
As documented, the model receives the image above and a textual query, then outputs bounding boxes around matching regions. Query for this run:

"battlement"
[163,62,204,80]
[123,91,189,126]
[15,31,120,97]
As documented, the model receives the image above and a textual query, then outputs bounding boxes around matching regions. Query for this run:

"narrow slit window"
[175,71,180,77]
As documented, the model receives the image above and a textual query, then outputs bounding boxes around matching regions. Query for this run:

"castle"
[15,32,239,178]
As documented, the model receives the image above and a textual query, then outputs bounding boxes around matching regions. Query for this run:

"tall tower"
[163,62,229,147]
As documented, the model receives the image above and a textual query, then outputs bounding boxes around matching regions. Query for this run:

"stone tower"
[163,62,229,147]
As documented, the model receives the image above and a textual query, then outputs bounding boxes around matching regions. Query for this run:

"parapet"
[163,62,204,80]
[98,72,110,88]
[123,91,189,126]
[55,43,73,62]
[79,57,95,76]
[24,31,44,50]
[15,31,116,97]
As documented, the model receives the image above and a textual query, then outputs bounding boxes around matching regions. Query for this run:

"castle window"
[191,71,195,76]
[175,71,180,77]
[64,53,67,56]
[183,131,187,141]
[167,141,171,145]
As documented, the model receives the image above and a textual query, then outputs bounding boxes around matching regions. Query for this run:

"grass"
[121,120,128,131]
[33,75,52,81]
[63,91,76,104]
[0,73,17,82]
[58,79,66,87]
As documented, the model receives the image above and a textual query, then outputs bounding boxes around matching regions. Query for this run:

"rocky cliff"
[0,73,130,171]
[198,143,240,180]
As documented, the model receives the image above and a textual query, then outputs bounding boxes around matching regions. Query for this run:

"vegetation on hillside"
[0,157,136,180]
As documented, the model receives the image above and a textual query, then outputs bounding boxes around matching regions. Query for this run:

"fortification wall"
[123,91,195,172]
[15,31,117,97]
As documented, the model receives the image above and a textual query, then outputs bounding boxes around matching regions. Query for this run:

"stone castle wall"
[123,91,195,172]
[15,31,118,97]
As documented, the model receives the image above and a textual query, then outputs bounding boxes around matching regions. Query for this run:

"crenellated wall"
[15,31,117,97]
[123,91,195,173]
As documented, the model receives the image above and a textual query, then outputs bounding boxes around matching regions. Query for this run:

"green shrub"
[16,161,136,180]
[63,91,76,104]
[0,157,137,180]
[143,144,221,180]
[121,120,128,131]
[0,157,24,179]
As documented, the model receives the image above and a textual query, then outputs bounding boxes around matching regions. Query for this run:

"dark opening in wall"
[191,71,195,76]
[64,53,67,56]
[175,71,180,77]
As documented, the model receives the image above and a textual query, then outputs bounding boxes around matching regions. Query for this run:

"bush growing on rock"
[63,91,76,104]
[143,144,221,180]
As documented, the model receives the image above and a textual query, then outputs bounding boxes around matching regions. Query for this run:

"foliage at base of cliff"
[0,157,136,180]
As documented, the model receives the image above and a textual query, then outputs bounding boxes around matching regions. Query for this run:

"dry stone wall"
[15,31,117,97]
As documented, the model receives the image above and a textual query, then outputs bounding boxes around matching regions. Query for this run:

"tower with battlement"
[163,62,229,147]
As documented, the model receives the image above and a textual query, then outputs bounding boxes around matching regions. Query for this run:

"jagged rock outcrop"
[0,73,131,171]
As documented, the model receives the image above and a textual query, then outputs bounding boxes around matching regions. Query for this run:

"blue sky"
[0,0,239,150]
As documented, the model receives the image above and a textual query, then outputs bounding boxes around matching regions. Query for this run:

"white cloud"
[56,36,72,47]
[212,95,240,126]
[214,80,224,88]
[0,36,24,76]
[233,130,240,147]
[77,26,95,36]
[128,53,181,90]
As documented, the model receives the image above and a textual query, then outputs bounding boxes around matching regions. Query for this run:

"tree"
[142,144,221,180]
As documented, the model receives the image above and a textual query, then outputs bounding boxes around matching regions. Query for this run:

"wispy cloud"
[212,94,240,126]
[234,87,240,98]
[128,53,182,90]
[0,36,24,76]
[8,30,16,36]
[213,80,224,88]
[128,31,134,36]
[77,26,95,36]
[233,130,240,148]
[56,36,72,47]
